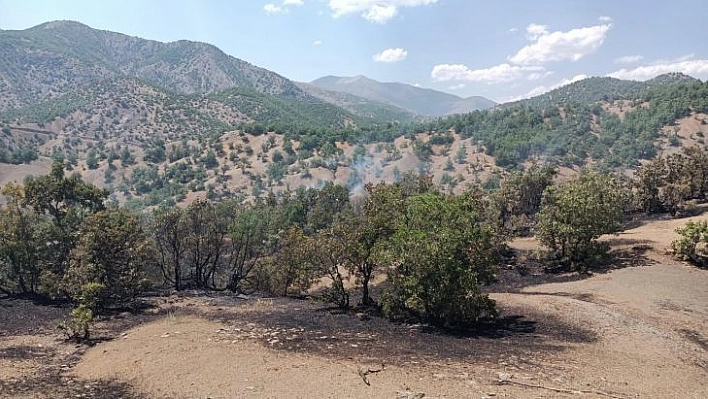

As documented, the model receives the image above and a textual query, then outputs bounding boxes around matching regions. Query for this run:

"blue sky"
[1,0,706,102]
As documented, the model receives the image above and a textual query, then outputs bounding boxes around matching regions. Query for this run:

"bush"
[253,227,320,296]
[536,171,624,271]
[381,193,498,327]
[64,209,153,310]
[672,220,708,267]
[58,304,94,342]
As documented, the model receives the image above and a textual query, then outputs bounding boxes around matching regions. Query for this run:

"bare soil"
[1,214,706,398]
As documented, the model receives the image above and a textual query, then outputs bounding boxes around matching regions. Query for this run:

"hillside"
[508,73,699,110]
[0,21,707,209]
[0,20,304,110]
[1,77,706,208]
[309,75,496,116]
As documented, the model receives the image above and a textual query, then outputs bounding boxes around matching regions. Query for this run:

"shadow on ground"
[177,295,598,367]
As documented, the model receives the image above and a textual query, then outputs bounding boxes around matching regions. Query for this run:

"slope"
[0,20,307,110]
[309,75,495,116]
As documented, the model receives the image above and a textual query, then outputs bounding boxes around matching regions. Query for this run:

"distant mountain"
[0,21,383,129]
[296,82,418,122]
[506,73,700,109]
[308,75,496,116]
[0,20,302,108]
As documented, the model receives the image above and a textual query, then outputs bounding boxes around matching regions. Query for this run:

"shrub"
[381,192,498,327]
[64,209,153,310]
[536,171,624,271]
[58,304,94,342]
[672,220,708,267]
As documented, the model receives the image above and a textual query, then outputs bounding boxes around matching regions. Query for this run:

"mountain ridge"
[507,73,700,110]
[0,20,306,109]
[308,75,496,116]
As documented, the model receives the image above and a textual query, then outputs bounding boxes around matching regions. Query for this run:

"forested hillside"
[1,21,707,210]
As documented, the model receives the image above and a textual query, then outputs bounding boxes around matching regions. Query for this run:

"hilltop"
[507,73,700,110]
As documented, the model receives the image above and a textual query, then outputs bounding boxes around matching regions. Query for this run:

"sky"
[1,0,707,103]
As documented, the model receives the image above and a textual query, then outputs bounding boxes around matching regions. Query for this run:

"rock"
[497,372,513,383]
[396,391,425,399]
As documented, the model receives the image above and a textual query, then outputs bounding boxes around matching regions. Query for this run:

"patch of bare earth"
[2,214,707,398]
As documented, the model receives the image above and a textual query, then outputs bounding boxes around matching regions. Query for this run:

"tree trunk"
[361,274,370,306]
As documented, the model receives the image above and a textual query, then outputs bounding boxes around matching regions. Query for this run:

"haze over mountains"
[307,75,496,116]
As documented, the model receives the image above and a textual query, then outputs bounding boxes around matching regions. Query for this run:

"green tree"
[86,149,99,170]
[381,192,498,327]
[492,165,556,237]
[260,226,320,296]
[0,183,49,295]
[21,160,107,291]
[64,208,153,310]
[536,171,624,270]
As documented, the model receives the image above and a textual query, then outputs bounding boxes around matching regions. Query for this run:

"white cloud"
[264,3,286,14]
[607,59,708,81]
[413,83,421,87]
[373,47,408,63]
[365,4,397,23]
[265,1,303,14]
[448,83,466,90]
[507,74,589,102]
[526,23,549,40]
[614,55,644,64]
[329,0,438,23]
[508,27,518,33]
[431,63,544,84]
[599,15,612,22]
[509,23,611,65]
[312,40,322,46]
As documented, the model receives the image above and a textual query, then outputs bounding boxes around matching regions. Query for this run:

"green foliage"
[492,165,557,237]
[86,149,99,169]
[0,183,49,295]
[634,147,708,215]
[381,192,498,327]
[0,160,108,297]
[256,227,320,296]
[142,140,167,163]
[64,208,153,310]
[58,304,94,342]
[427,81,708,168]
[672,221,708,267]
[536,171,624,270]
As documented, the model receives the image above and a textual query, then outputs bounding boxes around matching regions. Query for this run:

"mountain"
[0,20,304,108]
[506,73,700,109]
[308,75,496,116]
[0,20,706,210]
[0,21,381,133]
[296,82,418,123]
